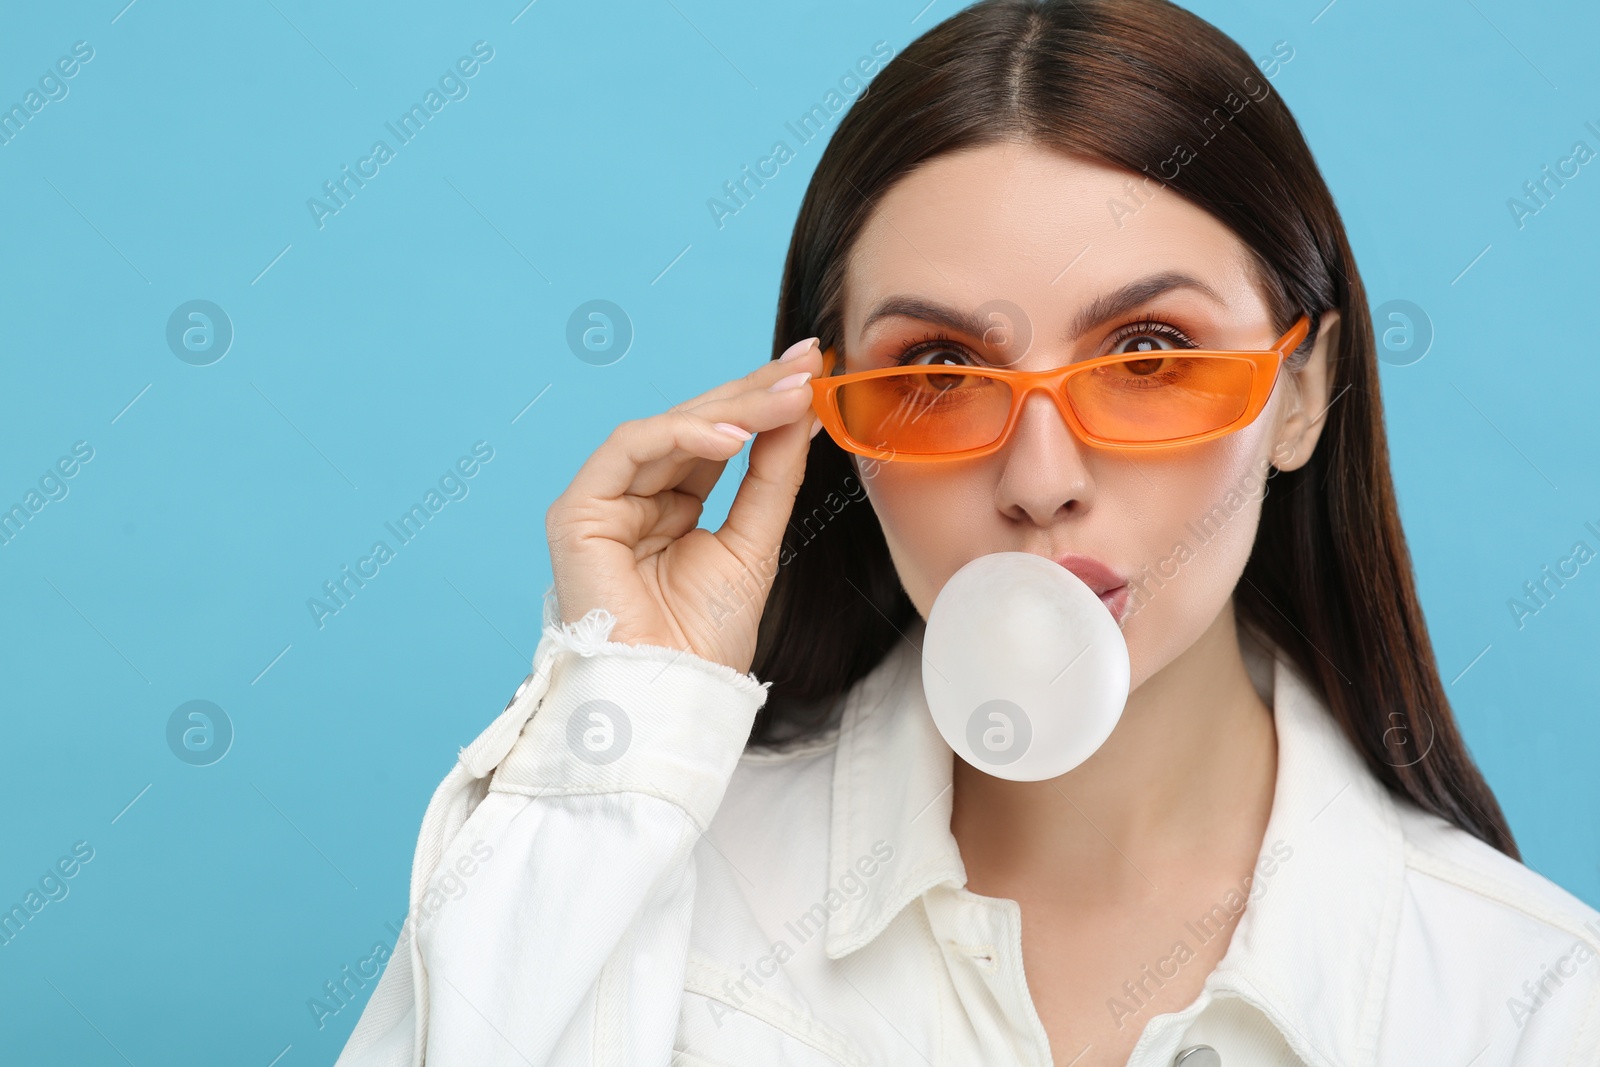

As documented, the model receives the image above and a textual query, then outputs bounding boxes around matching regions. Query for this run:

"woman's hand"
[546,337,824,675]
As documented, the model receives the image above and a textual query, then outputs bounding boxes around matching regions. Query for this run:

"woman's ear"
[1270,309,1340,473]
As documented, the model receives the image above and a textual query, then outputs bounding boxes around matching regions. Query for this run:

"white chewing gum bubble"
[922,551,1130,782]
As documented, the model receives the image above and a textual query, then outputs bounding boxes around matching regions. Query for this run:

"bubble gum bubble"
[922,551,1130,782]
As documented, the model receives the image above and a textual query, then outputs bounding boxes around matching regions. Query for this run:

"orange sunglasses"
[807,315,1311,462]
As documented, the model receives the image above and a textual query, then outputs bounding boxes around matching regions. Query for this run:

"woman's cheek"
[859,471,939,617]
[887,512,956,621]
[863,452,1266,693]
[1120,471,1267,689]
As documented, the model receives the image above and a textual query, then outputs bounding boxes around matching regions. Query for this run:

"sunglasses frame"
[807,314,1312,461]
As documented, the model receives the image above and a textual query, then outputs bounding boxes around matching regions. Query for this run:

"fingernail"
[779,336,819,362]
[809,415,823,440]
[713,422,751,441]
[768,370,812,393]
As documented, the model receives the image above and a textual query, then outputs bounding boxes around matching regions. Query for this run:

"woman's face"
[839,140,1332,692]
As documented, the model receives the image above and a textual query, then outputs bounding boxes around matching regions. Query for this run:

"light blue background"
[1,0,1595,1062]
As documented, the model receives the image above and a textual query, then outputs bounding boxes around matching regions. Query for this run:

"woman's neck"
[950,599,1279,906]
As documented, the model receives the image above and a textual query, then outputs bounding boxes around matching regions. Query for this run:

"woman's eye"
[1109,328,1186,356]
[894,339,971,367]
[1121,355,1170,376]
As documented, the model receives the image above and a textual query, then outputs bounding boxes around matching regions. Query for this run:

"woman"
[336,1,1600,1063]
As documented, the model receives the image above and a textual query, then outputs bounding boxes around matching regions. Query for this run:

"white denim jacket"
[335,588,1600,1066]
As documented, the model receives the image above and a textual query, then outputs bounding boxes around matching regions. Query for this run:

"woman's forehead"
[840,143,1264,337]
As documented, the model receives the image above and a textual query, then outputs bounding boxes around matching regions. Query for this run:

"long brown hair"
[750,0,1517,858]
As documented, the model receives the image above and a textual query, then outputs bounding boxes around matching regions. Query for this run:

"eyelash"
[889,316,1199,366]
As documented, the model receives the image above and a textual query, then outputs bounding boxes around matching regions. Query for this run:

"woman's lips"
[1054,553,1132,624]
[1098,584,1131,625]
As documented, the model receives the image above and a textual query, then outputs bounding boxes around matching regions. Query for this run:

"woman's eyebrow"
[860,270,1229,342]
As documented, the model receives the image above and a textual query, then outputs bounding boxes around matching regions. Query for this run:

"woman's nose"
[992,385,1095,524]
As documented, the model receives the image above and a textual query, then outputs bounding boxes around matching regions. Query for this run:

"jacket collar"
[823,613,1406,1066]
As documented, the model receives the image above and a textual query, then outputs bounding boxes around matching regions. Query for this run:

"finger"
[564,343,822,508]
[630,366,819,498]
[630,403,742,502]
[664,339,824,417]
[568,410,749,508]
[713,389,815,573]
[549,470,709,570]
[623,341,821,501]
[676,444,731,502]
[632,488,705,557]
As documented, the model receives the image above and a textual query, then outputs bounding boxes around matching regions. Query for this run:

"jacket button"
[501,670,537,713]
[1174,1047,1221,1067]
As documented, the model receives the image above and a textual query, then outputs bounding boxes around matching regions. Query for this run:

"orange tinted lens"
[1065,354,1254,442]
[836,369,1011,455]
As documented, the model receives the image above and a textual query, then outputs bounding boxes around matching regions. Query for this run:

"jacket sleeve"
[334,585,771,1067]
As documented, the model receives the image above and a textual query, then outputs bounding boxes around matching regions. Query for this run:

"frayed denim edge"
[538,582,771,697]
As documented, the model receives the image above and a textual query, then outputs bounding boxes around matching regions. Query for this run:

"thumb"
[713,406,817,575]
